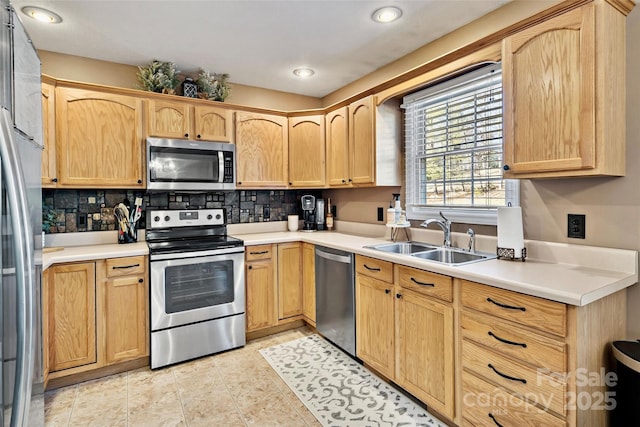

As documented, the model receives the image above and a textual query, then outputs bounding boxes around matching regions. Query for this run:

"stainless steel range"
[146,208,245,369]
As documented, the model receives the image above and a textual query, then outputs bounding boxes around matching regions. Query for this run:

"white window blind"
[402,63,518,225]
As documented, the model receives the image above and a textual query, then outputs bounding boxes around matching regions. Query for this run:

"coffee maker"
[301,195,316,232]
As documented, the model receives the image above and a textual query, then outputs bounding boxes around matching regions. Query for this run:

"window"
[402,63,518,225]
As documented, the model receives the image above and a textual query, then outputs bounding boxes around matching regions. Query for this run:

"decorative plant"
[196,70,231,102]
[42,208,57,234]
[137,60,180,94]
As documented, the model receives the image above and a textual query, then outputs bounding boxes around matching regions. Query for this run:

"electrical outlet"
[568,214,586,239]
[377,207,384,222]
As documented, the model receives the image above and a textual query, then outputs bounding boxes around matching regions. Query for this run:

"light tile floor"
[45,327,320,427]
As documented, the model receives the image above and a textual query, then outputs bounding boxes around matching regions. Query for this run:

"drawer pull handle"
[112,263,140,269]
[488,331,527,348]
[487,297,526,312]
[249,251,269,255]
[410,277,434,287]
[488,413,504,427]
[488,363,527,384]
[364,265,381,272]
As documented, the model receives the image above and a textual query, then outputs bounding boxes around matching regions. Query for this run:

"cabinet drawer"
[462,339,566,416]
[462,371,566,427]
[397,265,453,302]
[356,255,393,283]
[246,244,273,261]
[461,280,566,337]
[105,256,145,278]
[461,310,566,373]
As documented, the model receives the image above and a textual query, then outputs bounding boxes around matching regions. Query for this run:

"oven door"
[150,247,245,331]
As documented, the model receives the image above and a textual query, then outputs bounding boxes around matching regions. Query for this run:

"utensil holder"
[118,226,137,244]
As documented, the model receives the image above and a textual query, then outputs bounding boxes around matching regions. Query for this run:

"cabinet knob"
[503,165,510,171]
[196,134,201,139]
[138,278,143,283]
[248,265,253,270]
[288,182,292,185]
[184,133,189,138]
[51,178,58,183]
[137,179,142,184]
[396,293,402,299]
[341,179,346,184]
[385,289,390,294]
[238,181,242,185]
[348,178,353,182]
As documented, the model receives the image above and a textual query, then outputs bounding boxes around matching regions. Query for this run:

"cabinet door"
[325,107,350,186]
[100,272,148,364]
[396,289,454,420]
[355,274,394,378]
[147,98,192,139]
[41,82,57,187]
[56,87,144,188]
[246,259,276,331]
[277,242,303,319]
[502,5,595,175]
[288,115,325,187]
[302,242,316,324]
[235,112,288,187]
[349,96,375,185]
[48,262,96,372]
[194,105,233,142]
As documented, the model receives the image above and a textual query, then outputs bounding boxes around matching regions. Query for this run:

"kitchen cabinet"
[288,115,325,187]
[459,278,627,427]
[45,256,149,386]
[235,111,288,187]
[245,244,277,332]
[302,242,316,325]
[325,107,350,186]
[97,256,148,365]
[147,98,233,142]
[277,242,303,319]
[47,262,96,372]
[502,1,630,178]
[349,96,375,185]
[55,86,145,188]
[355,257,455,419]
[41,80,57,187]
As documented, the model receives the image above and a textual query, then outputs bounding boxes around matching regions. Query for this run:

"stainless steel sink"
[364,242,496,266]
[364,241,438,254]
[411,247,496,265]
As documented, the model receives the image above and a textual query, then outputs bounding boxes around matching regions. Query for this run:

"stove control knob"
[154,216,160,222]
[207,214,213,220]
[164,215,170,222]
[216,214,222,220]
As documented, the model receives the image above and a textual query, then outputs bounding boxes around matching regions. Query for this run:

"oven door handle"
[150,246,245,261]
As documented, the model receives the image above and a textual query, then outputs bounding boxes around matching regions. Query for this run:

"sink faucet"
[420,212,452,247]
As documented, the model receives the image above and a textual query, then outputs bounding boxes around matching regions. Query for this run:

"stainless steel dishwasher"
[315,245,356,357]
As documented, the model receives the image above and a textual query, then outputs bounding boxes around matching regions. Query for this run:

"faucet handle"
[439,211,451,225]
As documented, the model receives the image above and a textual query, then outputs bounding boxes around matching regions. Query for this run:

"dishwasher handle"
[316,248,352,264]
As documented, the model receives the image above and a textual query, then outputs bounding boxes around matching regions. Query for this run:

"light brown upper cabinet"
[325,97,401,188]
[41,81,57,187]
[235,111,288,187]
[55,86,145,188]
[288,115,325,187]
[349,96,376,185]
[148,98,233,142]
[325,106,350,187]
[502,0,630,178]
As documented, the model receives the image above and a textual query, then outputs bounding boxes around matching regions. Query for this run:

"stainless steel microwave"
[146,138,236,191]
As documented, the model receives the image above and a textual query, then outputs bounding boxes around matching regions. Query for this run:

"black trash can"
[611,340,640,426]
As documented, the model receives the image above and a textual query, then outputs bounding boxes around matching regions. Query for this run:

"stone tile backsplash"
[42,189,321,233]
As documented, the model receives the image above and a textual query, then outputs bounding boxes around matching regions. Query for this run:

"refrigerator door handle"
[0,108,35,427]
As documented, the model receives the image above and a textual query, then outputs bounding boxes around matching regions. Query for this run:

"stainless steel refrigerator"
[0,1,45,426]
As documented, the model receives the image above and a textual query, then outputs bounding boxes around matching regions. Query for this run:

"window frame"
[402,62,519,226]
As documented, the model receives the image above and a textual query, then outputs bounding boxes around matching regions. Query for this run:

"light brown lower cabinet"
[45,256,149,385]
[277,242,303,320]
[302,242,316,325]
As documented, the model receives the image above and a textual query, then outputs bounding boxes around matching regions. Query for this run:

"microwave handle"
[218,151,224,183]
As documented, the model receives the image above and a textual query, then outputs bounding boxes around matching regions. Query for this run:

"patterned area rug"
[259,334,447,427]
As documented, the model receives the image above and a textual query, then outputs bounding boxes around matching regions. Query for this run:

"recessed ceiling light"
[371,6,403,23]
[21,6,63,24]
[293,68,315,78]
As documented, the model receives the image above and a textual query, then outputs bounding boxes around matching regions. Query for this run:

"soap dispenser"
[392,193,402,225]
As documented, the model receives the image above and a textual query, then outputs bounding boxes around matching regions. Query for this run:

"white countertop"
[42,225,638,307]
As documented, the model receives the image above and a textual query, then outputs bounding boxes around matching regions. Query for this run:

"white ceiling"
[13,0,511,98]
